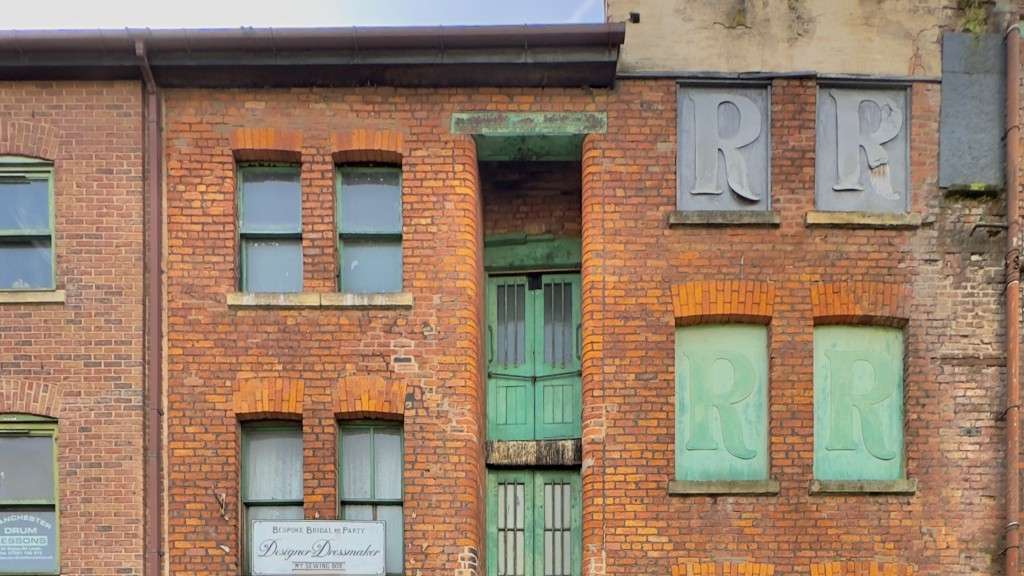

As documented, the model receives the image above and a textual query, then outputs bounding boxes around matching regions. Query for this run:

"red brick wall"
[481,161,582,237]
[0,81,145,575]
[163,78,1005,576]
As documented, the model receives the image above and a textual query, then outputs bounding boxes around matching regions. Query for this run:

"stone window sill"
[809,478,917,495]
[668,211,781,227]
[805,211,922,229]
[0,290,66,304]
[668,479,780,496]
[226,292,413,309]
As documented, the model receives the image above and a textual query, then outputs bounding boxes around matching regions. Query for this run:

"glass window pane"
[0,240,53,290]
[341,240,401,294]
[243,427,302,501]
[341,428,372,500]
[240,168,301,233]
[377,504,403,575]
[0,178,49,231]
[246,505,304,522]
[341,504,374,520]
[373,428,402,500]
[339,168,402,234]
[0,509,57,574]
[0,436,54,502]
[243,239,302,293]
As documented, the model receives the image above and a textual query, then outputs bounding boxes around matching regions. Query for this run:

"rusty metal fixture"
[1005,11,1021,576]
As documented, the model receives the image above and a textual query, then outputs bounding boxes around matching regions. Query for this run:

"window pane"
[0,510,58,574]
[0,178,49,231]
[377,504,403,575]
[341,504,373,520]
[341,428,372,500]
[0,436,54,502]
[341,240,401,294]
[246,505,304,522]
[243,427,302,501]
[0,240,53,290]
[243,239,302,293]
[373,428,402,500]
[240,168,301,233]
[339,168,402,234]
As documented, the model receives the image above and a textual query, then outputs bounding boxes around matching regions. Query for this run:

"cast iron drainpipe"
[1007,12,1022,576]
[135,39,163,576]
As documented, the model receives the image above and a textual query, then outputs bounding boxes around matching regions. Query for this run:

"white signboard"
[251,520,385,576]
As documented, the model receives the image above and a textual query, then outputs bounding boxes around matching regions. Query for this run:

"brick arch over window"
[331,129,405,164]
[809,561,915,575]
[229,127,303,163]
[333,374,407,419]
[672,280,775,326]
[233,377,304,420]
[809,281,909,327]
[671,560,775,575]
[0,119,59,161]
[0,379,61,419]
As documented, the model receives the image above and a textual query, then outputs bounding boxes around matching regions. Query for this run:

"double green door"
[487,273,581,441]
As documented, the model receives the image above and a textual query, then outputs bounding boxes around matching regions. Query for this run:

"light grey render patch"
[677,85,770,211]
[816,87,909,213]
[939,32,1005,190]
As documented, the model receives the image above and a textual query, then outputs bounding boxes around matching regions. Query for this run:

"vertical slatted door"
[487,276,535,440]
[534,274,581,439]
[534,471,580,576]
[487,471,534,576]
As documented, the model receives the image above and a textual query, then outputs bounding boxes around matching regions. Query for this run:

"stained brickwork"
[0,81,144,575]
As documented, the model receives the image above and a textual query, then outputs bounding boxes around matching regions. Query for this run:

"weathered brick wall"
[0,81,145,575]
[163,78,1006,575]
[481,160,582,237]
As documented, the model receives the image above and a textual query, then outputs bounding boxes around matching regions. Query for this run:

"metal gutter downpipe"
[1006,10,1022,576]
[136,38,163,576]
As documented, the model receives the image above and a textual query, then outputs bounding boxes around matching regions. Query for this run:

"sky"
[0,0,604,29]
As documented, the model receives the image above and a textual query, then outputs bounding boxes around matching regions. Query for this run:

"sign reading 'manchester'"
[251,520,385,576]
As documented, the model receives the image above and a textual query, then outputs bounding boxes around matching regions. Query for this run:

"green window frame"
[674,324,770,482]
[338,421,404,576]
[336,165,403,294]
[0,157,55,291]
[240,422,303,575]
[236,164,303,293]
[486,470,580,576]
[0,414,59,576]
[813,325,905,481]
[486,273,581,441]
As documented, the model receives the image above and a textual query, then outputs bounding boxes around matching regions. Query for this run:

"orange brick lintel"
[229,127,303,163]
[334,374,407,419]
[233,377,304,419]
[671,560,775,576]
[809,282,909,327]
[809,561,915,576]
[331,129,404,164]
[672,280,775,326]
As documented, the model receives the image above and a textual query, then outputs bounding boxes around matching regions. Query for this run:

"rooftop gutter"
[0,24,625,87]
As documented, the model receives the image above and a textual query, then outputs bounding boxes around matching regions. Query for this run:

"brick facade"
[0,81,145,575]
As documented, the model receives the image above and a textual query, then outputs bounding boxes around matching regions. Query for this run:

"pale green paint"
[484,236,581,272]
[0,417,59,576]
[675,324,769,481]
[486,469,581,576]
[0,160,55,291]
[813,326,904,481]
[486,273,581,441]
[474,134,583,161]
[451,112,607,136]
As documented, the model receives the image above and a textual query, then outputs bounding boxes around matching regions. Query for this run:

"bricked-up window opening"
[241,423,303,575]
[487,274,581,441]
[237,165,302,293]
[336,166,403,294]
[0,157,55,291]
[487,470,580,576]
[0,415,59,575]
[338,422,403,575]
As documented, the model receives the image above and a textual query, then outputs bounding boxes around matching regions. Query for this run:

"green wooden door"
[487,274,581,441]
[487,470,581,576]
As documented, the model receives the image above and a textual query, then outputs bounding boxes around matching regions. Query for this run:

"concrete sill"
[809,478,917,495]
[227,292,413,309]
[805,211,922,229]
[669,211,781,227]
[0,290,66,304]
[668,479,780,496]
